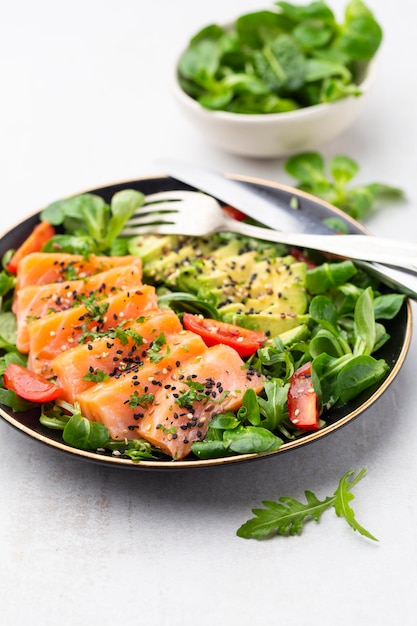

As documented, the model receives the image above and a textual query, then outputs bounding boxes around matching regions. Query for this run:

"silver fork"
[121,190,417,274]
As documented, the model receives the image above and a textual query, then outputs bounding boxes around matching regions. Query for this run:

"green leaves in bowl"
[178,0,382,114]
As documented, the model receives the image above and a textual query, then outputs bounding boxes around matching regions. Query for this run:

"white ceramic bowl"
[173,58,377,159]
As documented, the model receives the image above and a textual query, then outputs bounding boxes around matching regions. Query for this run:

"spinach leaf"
[353,286,375,355]
[223,425,282,454]
[178,0,382,113]
[306,260,357,294]
[373,293,405,320]
[40,189,144,255]
[63,413,110,450]
[254,34,307,94]
[0,312,17,347]
[0,387,34,412]
[237,388,261,426]
[337,355,388,403]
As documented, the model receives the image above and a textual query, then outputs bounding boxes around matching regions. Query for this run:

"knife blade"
[156,157,417,300]
[156,157,335,235]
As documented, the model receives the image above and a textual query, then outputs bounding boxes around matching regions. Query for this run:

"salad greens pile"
[178,0,382,114]
[188,260,403,460]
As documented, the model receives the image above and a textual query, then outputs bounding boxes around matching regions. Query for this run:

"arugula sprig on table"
[237,468,377,540]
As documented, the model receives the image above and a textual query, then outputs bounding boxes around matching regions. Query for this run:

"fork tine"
[121,223,182,237]
[137,201,181,212]
[144,190,200,203]
[126,212,176,227]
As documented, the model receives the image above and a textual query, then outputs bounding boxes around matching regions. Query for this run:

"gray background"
[1,1,416,624]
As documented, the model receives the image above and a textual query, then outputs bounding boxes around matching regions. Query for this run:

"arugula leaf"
[332,468,378,540]
[237,468,377,540]
[257,379,289,431]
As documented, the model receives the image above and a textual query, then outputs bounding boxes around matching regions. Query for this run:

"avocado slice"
[129,234,218,284]
[222,311,310,337]
[131,232,311,339]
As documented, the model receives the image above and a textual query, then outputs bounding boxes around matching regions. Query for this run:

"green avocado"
[131,234,310,339]
[128,234,217,284]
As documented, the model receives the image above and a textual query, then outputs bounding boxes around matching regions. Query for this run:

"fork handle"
[227,218,417,274]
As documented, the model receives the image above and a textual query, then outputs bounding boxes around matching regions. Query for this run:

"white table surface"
[1,1,417,624]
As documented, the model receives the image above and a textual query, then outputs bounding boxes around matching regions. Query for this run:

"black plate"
[0,175,412,470]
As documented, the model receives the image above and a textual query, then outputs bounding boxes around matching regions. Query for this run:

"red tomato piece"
[222,205,247,221]
[182,313,266,357]
[7,221,55,274]
[289,247,317,269]
[287,362,319,431]
[3,363,62,402]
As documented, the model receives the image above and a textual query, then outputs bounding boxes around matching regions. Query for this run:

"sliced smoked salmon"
[77,341,264,460]
[8,250,267,461]
[27,285,158,377]
[51,308,183,402]
[14,262,143,353]
[15,252,141,291]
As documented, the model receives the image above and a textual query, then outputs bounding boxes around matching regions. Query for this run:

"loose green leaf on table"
[237,468,377,540]
[284,152,404,220]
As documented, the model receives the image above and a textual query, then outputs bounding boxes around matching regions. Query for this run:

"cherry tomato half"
[3,363,62,403]
[289,247,317,269]
[287,362,319,431]
[182,313,266,357]
[222,205,247,221]
[7,221,55,274]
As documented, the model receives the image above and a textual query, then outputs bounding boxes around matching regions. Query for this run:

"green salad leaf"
[178,0,382,114]
[284,152,404,220]
[237,468,377,540]
[40,189,145,255]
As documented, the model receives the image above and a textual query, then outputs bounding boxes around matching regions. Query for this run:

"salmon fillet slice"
[14,262,143,353]
[15,252,141,291]
[77,341,265,460]
[77,330,209,450]
[51,308,183,403]
[27,285,158,377]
